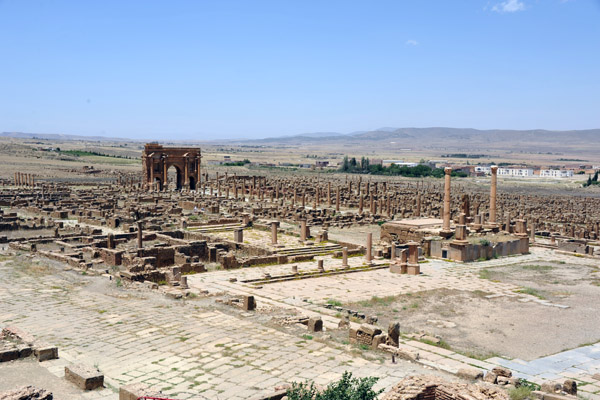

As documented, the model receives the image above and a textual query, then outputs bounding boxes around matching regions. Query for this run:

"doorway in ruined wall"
[154,177,163,191]
[167,165,183,190]
[189,176,196,191]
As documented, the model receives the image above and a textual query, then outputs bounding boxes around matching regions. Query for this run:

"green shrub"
[287,372,382,400]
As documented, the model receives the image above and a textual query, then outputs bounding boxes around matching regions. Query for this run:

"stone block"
[563,379,577,395]
[457,367,483,380]
[34,345,58,361]
[492,366,512,378]
[308,317,323,332]
[371,333,387,350]
[541,382,562,394]
[119,383,163,400]
[407,265,420,275]
[243,295,256,311]
[17,345,32,359]
[483,371,497,384]
[65,364,104,390]
[0,348,19,362]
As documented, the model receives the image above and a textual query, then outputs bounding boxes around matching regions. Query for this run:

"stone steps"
[187,223,244,233]
[275,243,342,257]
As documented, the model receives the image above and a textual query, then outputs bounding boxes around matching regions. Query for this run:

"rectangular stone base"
[389,265,402,274]
[65,364,104,390]
[407,265,420,275]
[34,345,58,361]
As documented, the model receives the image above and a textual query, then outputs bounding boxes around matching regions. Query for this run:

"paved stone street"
[0,256,444,400]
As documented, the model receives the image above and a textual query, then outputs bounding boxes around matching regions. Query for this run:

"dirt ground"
[0,358,85,399]
[341,260,600,361]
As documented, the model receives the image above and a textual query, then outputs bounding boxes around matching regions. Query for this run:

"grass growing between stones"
[326,299,343,307]
[514,287,545,299]
[358,295,396,307]
[521,265,553,271]
[507,386,533,400]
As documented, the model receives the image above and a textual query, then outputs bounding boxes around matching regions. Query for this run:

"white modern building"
[474,166,492,174]
[539,169,574,178]
[498,168,534,177]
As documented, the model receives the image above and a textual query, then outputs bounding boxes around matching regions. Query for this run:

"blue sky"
[1,0,599,140]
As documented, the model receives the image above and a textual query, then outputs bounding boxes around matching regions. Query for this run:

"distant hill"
[0,131,132,142]
[231,127,600,150]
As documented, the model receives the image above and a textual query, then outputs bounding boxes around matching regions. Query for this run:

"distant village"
[207,155,597,178]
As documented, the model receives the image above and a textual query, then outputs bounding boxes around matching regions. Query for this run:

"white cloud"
[405,40,419,46]
[492,0,526,13]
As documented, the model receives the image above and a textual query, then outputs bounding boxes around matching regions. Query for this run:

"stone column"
[442,167,452,234]
[336,187,340,212]
[490,166,498,224]
[366,233,373,264]
[234,228,243,243]
[137,221,143,249]
[107,233,115,249]
[342,247,348,267]
[318,259,324,273]
[271,221,279,245]
[400,249,408,274]
[391,242,396,261]
[184,156,189,188]
[300,220,308,241]
[407,242,420,275]
[163,159,168,191]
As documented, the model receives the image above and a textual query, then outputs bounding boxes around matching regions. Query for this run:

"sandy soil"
[341,260,600,361]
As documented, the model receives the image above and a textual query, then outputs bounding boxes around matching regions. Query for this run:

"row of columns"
[14,172,35,187]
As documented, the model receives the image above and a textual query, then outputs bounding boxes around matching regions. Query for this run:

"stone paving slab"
[0,258,447,400]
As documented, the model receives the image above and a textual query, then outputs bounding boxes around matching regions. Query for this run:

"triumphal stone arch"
[142,144,201,191]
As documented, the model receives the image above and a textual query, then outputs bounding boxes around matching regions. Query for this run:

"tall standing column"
[442,167,452,233]
[366,233,373,264]
[163,158,168,191]
[184,156,189,188]
[271,221,279,245]
[490,166,498,224]
[137,221,143,249]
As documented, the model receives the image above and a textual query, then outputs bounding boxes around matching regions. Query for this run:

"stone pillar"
[442,167,452,234]
[366,233,373,264]
[163,160,168,191]
[490,166,498,224]
[300,220,308,241]
[342,247,348,267]
[271,221,279,245]
[407,242,420,275]
[400,249,408,274]
[107,233,115,249]
[137,221,143,249]
[234,228,243,243]
[327,182,332,206]
[530,222,535,243]
[391,242,396,261]
[336,187,340,212]
[318,259,325,273]
[184,156,189,188]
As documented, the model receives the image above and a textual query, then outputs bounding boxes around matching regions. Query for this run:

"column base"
[407,263,420,275]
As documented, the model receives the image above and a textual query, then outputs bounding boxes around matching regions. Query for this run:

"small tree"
[287,372,382,400]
